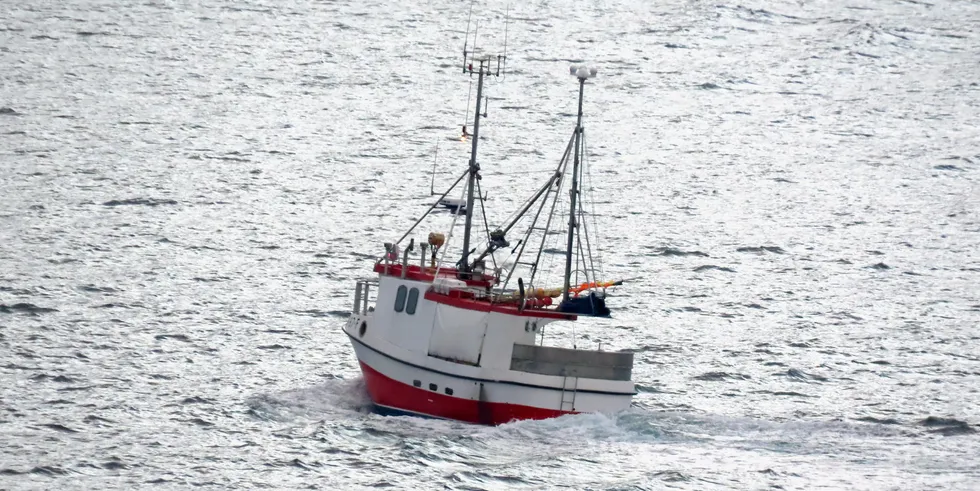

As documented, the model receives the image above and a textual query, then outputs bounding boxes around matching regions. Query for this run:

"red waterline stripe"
[358,360,571,425]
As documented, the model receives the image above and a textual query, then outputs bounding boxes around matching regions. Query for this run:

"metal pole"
[460,60,486,275]
[363,283,370,315]
[353,282,362,315]
[562,77,586,303]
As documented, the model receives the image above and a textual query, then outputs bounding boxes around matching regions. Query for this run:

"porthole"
[429,383,437,391]
[413,380,421,388]
[394,285,407,312]
[406,288,419,315]
[444,387,454,396]
[358,321,367,337]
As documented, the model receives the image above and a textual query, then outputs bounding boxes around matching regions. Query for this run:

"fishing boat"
[342,53,635,425]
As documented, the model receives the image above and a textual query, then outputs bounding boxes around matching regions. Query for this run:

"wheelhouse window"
[394,285,407,312]
[406,288,420,314]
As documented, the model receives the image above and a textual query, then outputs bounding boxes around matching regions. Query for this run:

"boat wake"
[487,407,916,447]
[243,376,974,488]
[245,377,374,422]
[249,376,924,448]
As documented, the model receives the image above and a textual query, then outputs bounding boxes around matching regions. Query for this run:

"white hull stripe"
[347,330,636,396]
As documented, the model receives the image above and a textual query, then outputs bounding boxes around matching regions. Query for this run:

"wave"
[486,407,915,448]
[736,246,785,254]
[919,416,977,436]
[102,198,178,207]
[245,378,374,423]
[0,303,57,314]
[781,368,829,382]
[647,247,709,257]
[693,371,752,381]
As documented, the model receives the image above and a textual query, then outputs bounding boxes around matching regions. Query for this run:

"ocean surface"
[2,0,979,489]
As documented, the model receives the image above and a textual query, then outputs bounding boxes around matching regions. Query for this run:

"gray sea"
[2,0,979,489]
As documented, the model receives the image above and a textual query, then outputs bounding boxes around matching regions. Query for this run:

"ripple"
[0,303,58,314]
[782,368,829,382]
[693,371,752,381]
[646,247,709,257]
[30,466,70,476]
[257,344,290,350]
[102,198,178,207]
[754,390,814,398]
[181,396,215,404]
[735,246,786,254]
[1,0,978,488]
[39,423,79,433]
[154,334,191,342]
[855,416,902,425]
[919,416,977,436]
[83,415,115,425]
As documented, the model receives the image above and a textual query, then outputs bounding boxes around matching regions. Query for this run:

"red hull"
[358,361,571,425]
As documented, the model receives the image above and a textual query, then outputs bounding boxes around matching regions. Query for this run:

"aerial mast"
[458,13,506,278]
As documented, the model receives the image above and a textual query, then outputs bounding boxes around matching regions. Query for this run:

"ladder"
[559,376,578,412]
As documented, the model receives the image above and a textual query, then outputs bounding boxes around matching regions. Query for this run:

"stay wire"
[476,177,497,273]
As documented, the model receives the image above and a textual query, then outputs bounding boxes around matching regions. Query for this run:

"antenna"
[430,142,439,195]
[455,4,510,276]
[462,2,473,73]
[472,21,479,70]
[501,4,510,78]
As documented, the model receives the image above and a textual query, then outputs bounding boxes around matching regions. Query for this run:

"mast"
[457,11,505,276]
[563,65,596,303]
[460,59,487,275]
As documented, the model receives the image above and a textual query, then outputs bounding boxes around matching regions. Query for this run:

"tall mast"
[563,65,596,303]
[457,9,505,277]
[460,59,487,274]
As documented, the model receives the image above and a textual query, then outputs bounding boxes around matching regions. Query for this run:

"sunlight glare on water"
[1,0,978,489]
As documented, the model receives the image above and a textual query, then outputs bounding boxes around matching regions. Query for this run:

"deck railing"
[353,280,379,316]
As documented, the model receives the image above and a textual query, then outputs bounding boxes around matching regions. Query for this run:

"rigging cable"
[528,131,576,289]
[533,168,566,292]
[475,177,498,273]
[582,127,605,283]
[577,127,596,285]
[434,176,469,278]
